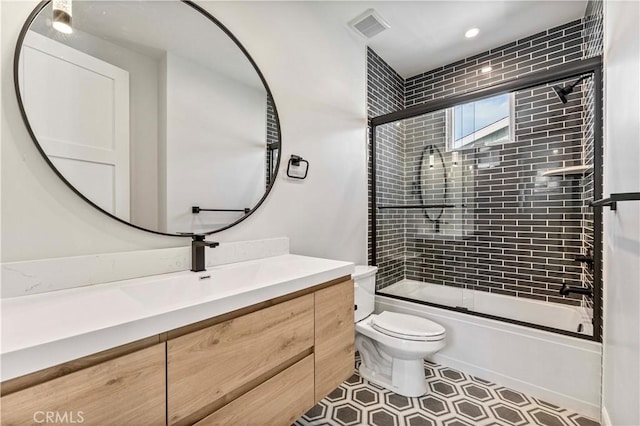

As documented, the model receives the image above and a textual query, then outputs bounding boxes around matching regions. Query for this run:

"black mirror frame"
[13,0,282,237]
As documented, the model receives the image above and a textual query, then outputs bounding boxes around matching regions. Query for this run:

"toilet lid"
[371,312,445,341]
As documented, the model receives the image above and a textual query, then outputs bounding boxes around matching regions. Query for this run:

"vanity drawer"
[0,344,165,426]
[167,293,314,425]
[195,355,314,426]
[314,279,355,401]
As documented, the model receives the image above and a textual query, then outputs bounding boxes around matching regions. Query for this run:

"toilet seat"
[371,311,445,341]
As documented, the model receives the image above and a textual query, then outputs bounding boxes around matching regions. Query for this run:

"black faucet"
[191,234,219,272]
[559,281,593,298]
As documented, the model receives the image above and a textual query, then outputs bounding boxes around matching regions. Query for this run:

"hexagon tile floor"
[294,356,599,426]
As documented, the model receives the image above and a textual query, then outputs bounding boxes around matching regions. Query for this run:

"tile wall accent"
[581,0,604,321]
[583,1,603,57]
[368,19,604,309]
[367,48,406,287]
[368,48,404,117]
[397,79,586,303]
[404,20,585,107]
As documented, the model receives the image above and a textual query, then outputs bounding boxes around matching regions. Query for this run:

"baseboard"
[601,406,612,426]
[431,353,600,420]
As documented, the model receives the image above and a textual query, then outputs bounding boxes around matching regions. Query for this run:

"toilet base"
[358,358,428,397]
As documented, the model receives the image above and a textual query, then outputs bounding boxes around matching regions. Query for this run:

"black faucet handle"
[192,234,219,248]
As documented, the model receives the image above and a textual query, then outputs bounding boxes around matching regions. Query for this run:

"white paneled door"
[20,31,130,219]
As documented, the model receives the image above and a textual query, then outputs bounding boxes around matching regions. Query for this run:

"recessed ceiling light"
[481,66,492,73]
[465,28,479,38]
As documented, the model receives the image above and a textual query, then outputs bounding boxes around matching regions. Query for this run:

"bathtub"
[375,287,602,419]
[379,279,593,335]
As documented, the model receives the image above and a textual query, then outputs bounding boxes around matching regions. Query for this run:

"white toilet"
[353,265,446,397]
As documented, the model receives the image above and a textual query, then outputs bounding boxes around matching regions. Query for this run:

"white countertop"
[0,254,354,381]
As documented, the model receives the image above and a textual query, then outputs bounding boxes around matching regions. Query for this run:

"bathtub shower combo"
[368,58,604,416]
[370,58,603,341]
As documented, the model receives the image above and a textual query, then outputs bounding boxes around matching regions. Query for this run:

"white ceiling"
[319,1,588,78]
[31,1,587,84]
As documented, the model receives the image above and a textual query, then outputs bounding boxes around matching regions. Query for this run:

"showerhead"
[552,75,589,104]
[553,85,571,104]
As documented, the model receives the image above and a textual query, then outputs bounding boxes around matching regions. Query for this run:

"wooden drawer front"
[314,279,355,401]
[0,344,165,426]
[195,355,314,426]
[168,294,314,425]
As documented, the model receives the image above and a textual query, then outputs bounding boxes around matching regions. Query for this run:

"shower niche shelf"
[542,165,593,177]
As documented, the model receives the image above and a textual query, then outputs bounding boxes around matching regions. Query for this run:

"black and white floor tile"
[295,356,599,426]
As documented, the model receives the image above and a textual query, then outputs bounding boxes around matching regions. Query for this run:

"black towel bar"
[590,192,640,211]
[192,206,250,214]
[378,204,463,210]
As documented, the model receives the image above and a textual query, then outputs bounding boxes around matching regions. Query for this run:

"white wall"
[163,52,266,234]
[1,2,367,268]
[602,1,640,425]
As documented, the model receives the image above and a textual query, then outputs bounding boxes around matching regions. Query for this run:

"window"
[447,93,514,151]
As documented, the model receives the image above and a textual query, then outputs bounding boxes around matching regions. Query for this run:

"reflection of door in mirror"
[20,31,130,219]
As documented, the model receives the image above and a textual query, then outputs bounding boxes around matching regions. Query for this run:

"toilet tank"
[353,265,378,322]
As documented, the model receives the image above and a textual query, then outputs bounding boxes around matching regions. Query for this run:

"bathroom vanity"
[3,1,357,423]
[0,255,355,425]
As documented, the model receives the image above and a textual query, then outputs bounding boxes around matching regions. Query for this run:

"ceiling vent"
[349,9,390,39]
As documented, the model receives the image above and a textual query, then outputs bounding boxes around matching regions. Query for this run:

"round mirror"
[15,0,281,236]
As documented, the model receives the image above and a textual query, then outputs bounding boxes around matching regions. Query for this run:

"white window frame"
[446,92,516,152]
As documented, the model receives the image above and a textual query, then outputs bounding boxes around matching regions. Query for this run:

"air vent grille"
[349,9,390,39]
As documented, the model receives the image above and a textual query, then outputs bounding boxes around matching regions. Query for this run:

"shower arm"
[567,75,590,91]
